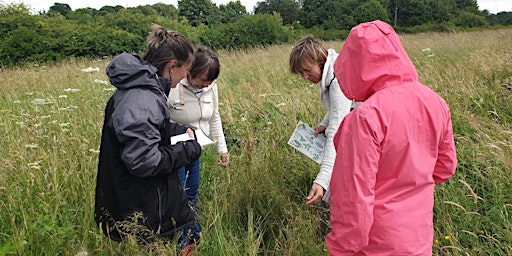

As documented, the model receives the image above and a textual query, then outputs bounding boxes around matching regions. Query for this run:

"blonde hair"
[142,24,194,76]
[289,35,328,74]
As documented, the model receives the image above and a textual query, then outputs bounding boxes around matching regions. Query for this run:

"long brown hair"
[142,24,194,75]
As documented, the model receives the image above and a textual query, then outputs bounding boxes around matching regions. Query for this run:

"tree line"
[1,0,511,66]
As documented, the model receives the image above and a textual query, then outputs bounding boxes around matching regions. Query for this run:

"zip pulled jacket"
[317,49,352,193]
[168,79,228,155]
[94,53,202,242]
[327,21,457,255]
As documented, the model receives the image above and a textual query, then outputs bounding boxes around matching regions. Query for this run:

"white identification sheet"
[171,129,216,147]
[287,121,326,164]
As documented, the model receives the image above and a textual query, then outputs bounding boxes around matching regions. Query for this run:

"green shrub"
[454,12,489,28]
[198,14,295,50]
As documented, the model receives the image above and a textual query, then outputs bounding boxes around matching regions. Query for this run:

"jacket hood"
[320,49,338,93]
[106,53,168,93]
[334,20,418,102]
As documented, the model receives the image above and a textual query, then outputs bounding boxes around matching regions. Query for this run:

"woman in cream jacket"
[167,46,229,248]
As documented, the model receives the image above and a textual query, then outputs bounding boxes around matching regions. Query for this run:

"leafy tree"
[454,11,488,27]
[128,5,159,16]
[254,0,300,24]
[98,5,124,16]
[0,3,40,40]
[496,11,512,25]
[199,13,294,50]
[297,0,322,28]
[67,8,98,23]
[352,0,390,24]
[101,9,153,39]
[48,3,71,17]
[392,0,459,27]
[299,0,360,30]
[454,0,479,14]
[0,2,30,15]
[219,1,247,23]
[151,3,179,19]
[178,0,219,26]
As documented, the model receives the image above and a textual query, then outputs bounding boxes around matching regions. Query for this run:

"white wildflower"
[64,88,80,93]
[58,95,68,98]
[89,149,100,154]
[81,67,100,73]
[58,106,78,111]
[31,98,46,105]
[27,161,41,169]
[93,79,109,85]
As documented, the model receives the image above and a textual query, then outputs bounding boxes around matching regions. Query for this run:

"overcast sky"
[2,0,510,15]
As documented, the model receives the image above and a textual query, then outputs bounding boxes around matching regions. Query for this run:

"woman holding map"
[289,36,353,206]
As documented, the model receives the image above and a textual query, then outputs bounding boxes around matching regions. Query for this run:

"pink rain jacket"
[326,20,457,255]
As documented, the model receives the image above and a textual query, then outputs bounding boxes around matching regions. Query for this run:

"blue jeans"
[178,158,201,206]
[177,158,202,248]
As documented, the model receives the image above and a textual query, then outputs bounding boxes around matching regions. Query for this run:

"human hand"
[185,128,204,150]
[186,128,195,138]
[305,183,324,206]
[313,125,326,137]
[217,153,229,167]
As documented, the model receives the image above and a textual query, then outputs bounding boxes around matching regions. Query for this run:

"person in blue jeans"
[177,158,202,249]
[168,46,230,251]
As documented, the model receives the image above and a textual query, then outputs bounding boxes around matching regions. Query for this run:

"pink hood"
[334,20,418,102]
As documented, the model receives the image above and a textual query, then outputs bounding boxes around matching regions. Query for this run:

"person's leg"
[184,158,201,208]
[185,158,202,243]
[177,164,190,249]
[177,158,202,249]
[178,165,187,188]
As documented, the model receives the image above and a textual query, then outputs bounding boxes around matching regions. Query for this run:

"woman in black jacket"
[94,24,202,245]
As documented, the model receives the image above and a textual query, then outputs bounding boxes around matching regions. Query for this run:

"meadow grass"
[0,28,511,255]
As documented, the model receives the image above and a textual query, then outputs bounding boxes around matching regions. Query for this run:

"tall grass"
[1,28,511,255]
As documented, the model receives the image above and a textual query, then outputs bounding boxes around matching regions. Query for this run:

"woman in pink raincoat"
[327,20,457,255]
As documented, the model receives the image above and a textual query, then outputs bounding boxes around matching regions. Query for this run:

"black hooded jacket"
[94,53,202,242]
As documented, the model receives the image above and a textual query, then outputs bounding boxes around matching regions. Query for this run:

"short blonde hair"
[289,35,328,74]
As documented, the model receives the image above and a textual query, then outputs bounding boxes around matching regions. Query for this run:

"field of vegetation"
[0,28,511,255]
